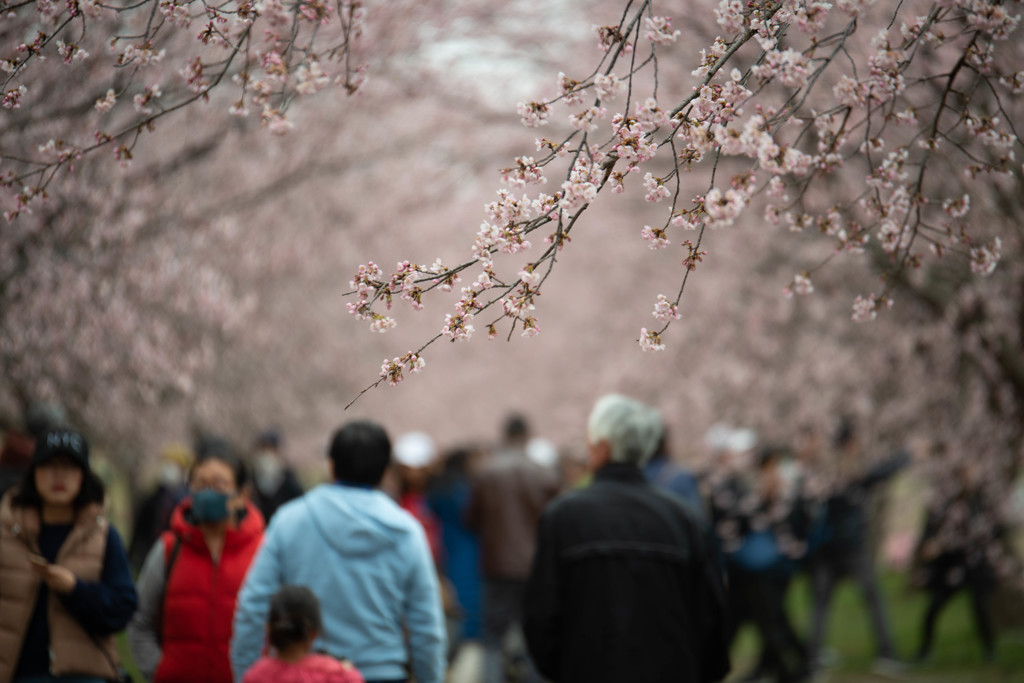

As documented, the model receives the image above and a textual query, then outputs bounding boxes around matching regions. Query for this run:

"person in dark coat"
[128,443,190,571]
[913,448,1004,663]
[523,394,730,683]
[715,445,811,683]
[466,414,560,683]
[249,429,304,524]
[806,419,909,673]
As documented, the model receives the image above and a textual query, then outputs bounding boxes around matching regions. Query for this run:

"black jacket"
[523,463,731,683]
[818,450,910,560]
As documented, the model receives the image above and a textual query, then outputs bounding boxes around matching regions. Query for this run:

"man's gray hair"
[586,394,662,466]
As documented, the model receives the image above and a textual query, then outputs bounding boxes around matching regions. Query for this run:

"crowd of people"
[0,395,1020,683]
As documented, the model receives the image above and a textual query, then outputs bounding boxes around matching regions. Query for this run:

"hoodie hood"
[302,484,411,558]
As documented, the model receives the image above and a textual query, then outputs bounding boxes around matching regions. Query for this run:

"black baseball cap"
[31,429,90,469]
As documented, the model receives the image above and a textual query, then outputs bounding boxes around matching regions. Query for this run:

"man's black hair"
[503,413,529,442]
[328,420,391,486]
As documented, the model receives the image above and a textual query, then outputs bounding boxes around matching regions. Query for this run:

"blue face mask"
[191,489,230,523]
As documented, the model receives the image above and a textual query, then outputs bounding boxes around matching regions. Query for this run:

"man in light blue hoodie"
[231,420,447,683]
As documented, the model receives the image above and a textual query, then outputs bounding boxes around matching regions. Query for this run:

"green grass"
[727,571,1024,682]
[115,633,143,683]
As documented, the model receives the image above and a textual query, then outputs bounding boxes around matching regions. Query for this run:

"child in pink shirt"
[242,585,365,683]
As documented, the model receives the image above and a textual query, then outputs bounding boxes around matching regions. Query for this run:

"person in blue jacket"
[231,420,446,683]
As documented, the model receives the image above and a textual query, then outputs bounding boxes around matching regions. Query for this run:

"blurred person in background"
[426,444,485,660]
[129,439,265,683]
[719,445,812,683]
[643,413,704,520]
[465,413,560,683]
[556,443,589,490]
[128,443,191,572]
[250,429,303,525]
[0,429,137,683]
[394,432,443,564]
[805,418,909,675]
[912,445,1008,664]
[0,402,68,498]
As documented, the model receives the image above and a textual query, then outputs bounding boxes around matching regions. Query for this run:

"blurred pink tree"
[1,0,1023,488]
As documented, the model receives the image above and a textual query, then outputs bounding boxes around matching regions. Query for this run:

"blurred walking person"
[249,429,303,524]
[466,414,559,683]
[643,414,704,519]
[716,445,811,683]
[523,395,730,683]
[913,446,1006,663]
[129,440,265,683]
[128,443,190,571]
[426,445,484,653]
[805,419,909,674]
[393,432,443,564]
[0,429,137,683]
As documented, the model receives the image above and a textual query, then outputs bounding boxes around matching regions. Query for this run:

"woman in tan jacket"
[0,429,137,683]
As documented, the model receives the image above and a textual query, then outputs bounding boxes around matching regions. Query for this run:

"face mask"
[191,489,231,523]
[254,452,284,492]
[159,463,184,488]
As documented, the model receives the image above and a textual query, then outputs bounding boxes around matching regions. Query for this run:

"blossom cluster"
[343,0,1021,387]
[1,0,369,220]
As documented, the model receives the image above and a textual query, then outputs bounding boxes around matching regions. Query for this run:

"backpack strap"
[155,532,183,645]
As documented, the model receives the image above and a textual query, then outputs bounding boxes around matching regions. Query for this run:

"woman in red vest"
[128,438,265,683]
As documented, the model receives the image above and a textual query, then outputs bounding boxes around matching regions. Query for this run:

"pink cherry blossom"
[558,72,585,106]
[652,294,681,322]
[703,187,747,227]
[594,73,624,101]
[714,0,746,36]
[640,225,671,250]
[639,327,666,352]
[643,16,680,45]
[642,174,670,203]
[970,237,1002,276]
[516,101,550,128]
[851,293,893,323]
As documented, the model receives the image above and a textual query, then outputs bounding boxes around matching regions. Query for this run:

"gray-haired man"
[523,394,730,683]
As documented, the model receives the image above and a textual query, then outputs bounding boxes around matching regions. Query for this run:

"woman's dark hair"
[268,585,322,651]
[189,436,248,489]
[11,461,105,511]
[328,420,391,486]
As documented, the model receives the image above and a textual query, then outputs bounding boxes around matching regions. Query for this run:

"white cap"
[725,428,757,453]
[394,431,436,468]
[705,423,733,451]
[526,437,559,468]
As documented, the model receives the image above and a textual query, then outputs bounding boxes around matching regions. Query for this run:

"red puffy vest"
[155,499,265,683]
